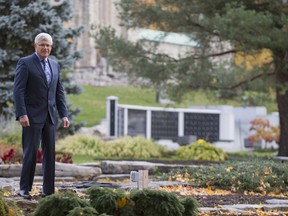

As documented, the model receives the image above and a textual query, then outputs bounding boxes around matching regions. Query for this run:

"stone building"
[68,0,232,86]
[68,0,129,86]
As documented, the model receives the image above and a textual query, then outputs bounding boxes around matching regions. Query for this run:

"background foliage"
[177,139,227,162]
[92,0,288,156]
[56,135,165,160]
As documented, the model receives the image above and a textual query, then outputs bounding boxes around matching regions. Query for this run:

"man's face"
[35,40,52,59]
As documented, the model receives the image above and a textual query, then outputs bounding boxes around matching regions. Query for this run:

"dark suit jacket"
[13,53,67,125]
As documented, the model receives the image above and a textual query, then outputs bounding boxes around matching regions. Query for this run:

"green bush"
[0,191,7,216]
[104,136,164,159]
[87,186,128,215]
[0,116,22,151]
[67,207,101,216]
[57,135,165,159]
[56,134,105,157]
[0,133,22,145]
[0,190,22,216]
[130,189,185,216]
[180,197,199,216]
[177,139,227,162]
[87,187,199,216]
[32,192,90,216]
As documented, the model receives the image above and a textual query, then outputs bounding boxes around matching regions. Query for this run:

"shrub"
[67,207,100,216]
[32,192,90,216]
[0,147,22,164]
[130,189,185,216]
[104,136,164,159]
[56,152,73,163]
[56,134,105,157]
[57,135,165,159]
[0,116,21,141]
[1,133,22,146]
[177,139,227,162]
[0,191,7,216]
[169,158,288,194]
[87,187,199,216]
[0,190,22,216]
[87,186,129,215]
[180,197,199,216]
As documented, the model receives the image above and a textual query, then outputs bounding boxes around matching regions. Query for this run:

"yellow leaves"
[234,48,273,71]
[196,139,207,145]
[117,197,127,208]
[161,185,232,196]
[225,166,233,172]
[3,191,11,197]
[30,187,41,197]
[7,209,16,216]
[263,167,272,175]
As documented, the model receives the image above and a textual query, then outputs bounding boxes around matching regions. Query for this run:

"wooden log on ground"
[0,162,102,178]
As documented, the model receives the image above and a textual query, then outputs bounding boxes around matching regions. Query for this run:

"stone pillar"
[73,0,127,72]
[106,96,119,138]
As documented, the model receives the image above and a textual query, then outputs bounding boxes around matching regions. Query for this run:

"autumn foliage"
[248,118,279,148]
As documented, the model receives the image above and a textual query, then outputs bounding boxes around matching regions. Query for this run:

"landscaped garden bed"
[1,131,287,215]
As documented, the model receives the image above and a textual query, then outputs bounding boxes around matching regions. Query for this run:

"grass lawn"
[72,154,96,164]
[68,85,161,127]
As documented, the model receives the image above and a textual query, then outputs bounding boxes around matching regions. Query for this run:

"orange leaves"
[248,117,279,145]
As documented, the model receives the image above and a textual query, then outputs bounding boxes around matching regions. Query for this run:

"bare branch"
[145,49,237,63]
[220,71,275,89]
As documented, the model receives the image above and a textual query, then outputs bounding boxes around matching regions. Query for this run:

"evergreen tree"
[93,0,288,156]
[0,0,84,136]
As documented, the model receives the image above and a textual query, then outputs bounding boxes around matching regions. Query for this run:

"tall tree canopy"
[93,0,288,156]
[0,0,83,136]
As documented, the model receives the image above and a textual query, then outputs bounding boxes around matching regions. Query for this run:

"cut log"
[0,162,102,178]
[100,160,198,174]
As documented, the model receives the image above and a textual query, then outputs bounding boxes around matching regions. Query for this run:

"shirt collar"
[35,52,48,63]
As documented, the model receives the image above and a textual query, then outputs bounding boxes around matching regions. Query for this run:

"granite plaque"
[151,111,178,141]
[184,113,219,142]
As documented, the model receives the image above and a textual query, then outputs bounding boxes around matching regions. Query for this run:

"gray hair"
[34,33,53,45]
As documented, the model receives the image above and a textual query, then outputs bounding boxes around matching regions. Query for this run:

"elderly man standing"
[13,33,70,199]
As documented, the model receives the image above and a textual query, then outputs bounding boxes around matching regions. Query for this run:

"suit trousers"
[20,115,56,194]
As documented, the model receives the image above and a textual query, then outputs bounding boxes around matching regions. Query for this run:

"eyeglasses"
[37,44,52,48]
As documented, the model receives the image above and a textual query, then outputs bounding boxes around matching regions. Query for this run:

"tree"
[0,0,84,136]
[248,118,279,149]
[92,0,288,156]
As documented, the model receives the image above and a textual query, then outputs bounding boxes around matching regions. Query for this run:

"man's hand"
[19,115,30,127]
[62,117,70,128]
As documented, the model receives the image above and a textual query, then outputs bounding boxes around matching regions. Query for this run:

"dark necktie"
[41,60,51,85]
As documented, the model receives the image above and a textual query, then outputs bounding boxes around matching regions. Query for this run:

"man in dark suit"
[13,33,70,199]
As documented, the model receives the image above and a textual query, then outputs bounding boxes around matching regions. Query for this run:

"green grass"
[72,154,95,164]
[68,85,277,127]
[68,85,162,127]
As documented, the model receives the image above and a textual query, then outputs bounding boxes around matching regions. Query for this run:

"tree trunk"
[276,88,288,156]
[274,51,288,156]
